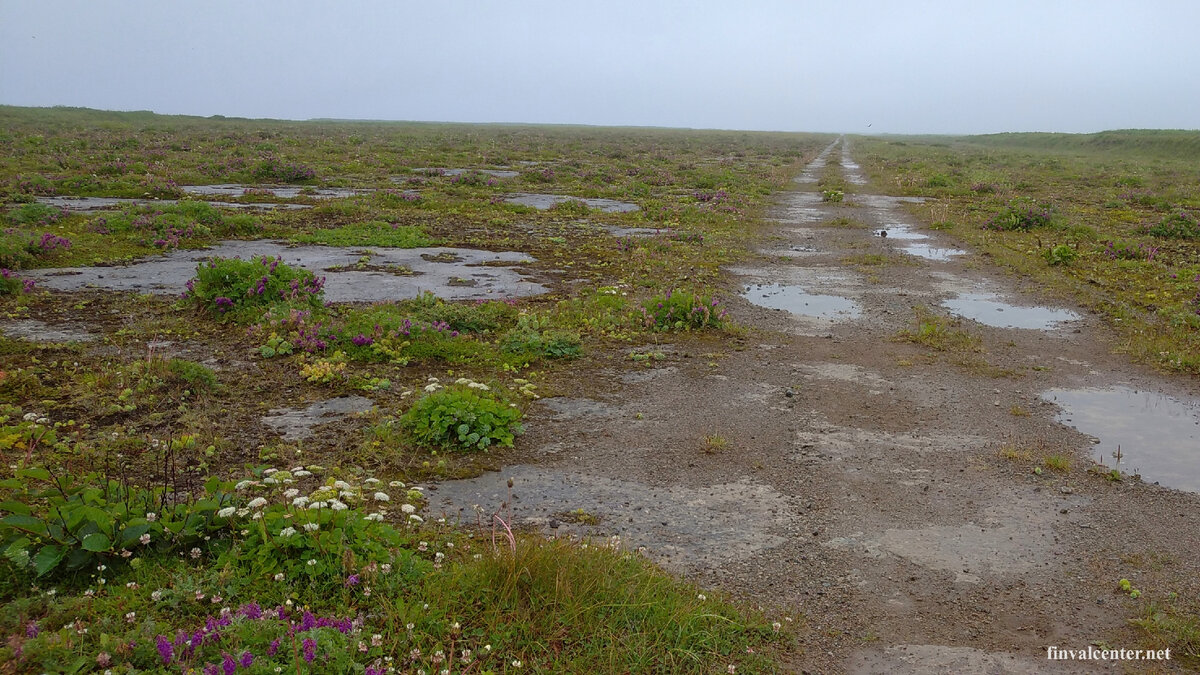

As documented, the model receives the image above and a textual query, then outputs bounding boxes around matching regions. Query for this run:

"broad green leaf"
[33,545,65,576]
[17,467,51,481]
[0,501,32,515]
[2,514,48,536]
[81,532,111,552]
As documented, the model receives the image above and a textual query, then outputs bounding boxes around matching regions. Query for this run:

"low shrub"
[184,256,325,322]
[640,290,725,331]
[983,197,1056,231]
[1147,211,1200,239]
[399,380,523,452]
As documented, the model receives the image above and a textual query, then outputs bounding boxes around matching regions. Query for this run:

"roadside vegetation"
[0,106,823,671]
[854,130,1200,374]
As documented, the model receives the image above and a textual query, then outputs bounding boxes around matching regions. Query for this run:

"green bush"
[1042,244,1077,266]
[1147,211,1200,239]
[185,256,325,322]
[983,197,1056,231]
[6,203,65,227]
[640,290,725,331]
[400,381,523,452]
[166,358,218,390]
[501,315,582,359]
[821,189,844,202]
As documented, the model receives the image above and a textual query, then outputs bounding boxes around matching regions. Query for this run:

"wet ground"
[36,196,313,211]
[25,241,547,302]
[503,192,640,213]
[428,138,1200,673]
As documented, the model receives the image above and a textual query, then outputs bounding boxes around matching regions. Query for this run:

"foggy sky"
[2,0,1197,135]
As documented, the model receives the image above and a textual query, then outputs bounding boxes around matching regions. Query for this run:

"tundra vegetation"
[0,106,817,672]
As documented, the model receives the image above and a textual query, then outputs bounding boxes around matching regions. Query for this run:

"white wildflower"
[302,523,319,532]
[217,507,237,518]
[401,504,416,514]
[408,514,424,524]
[467,382,489,391]
[292,496,310,508]
[247,497,268,509]
[279,527,297,537]
[373,492,390,501]
[329,500,348,511]
[364,513,384,522]
[333,480,352,490]
[234,480,253,490]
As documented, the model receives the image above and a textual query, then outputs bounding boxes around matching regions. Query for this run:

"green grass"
[855,132,1200,373]
[292,220,438,248]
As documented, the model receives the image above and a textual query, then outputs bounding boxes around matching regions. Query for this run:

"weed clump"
[1147,211,1200,239]
[640,290,725,331]
[983,197,1056,231]
[185,256,325,322]
[399,380,523,452]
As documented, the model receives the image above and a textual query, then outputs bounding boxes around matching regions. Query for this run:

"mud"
[24,240,547,302]
[0,318,96,343]
[426,465,795,573]
[408,168,519,178]
[35,196,313,212]
[503,193,640,213]
[261,395,374,441]
[179,184,367,199]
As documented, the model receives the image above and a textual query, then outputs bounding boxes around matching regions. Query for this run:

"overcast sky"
[2,1,1197,135]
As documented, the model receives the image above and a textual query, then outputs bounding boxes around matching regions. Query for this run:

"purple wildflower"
[240,651,254,668]
[267,638,281,656]
[222,652,236,675]
[345,574,361,587]
[155,635,174,665]
[239,602,263,620]
[26,622,39,638]
[302,638,316,663]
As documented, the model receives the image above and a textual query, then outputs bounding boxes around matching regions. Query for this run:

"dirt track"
[430,139,1200,673]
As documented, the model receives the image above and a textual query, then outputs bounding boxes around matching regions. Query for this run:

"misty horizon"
[3,1,1199,135]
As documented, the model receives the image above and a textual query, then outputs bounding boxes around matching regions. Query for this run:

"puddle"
[840,152,868,185]
[742,283,862,320]
[179,184,366,199]
[1042,386,1200,491]
[769,191,825,223]
[0,319,96,343]
[853,194,926,209]
[407,168,519,179]
[942,293,1079,330]
[900,242,967,261]
[262,395,374,441]
[36,196,312,212]
[426,466,793,572]
[504,193,639,213]
[25,240,547,302]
